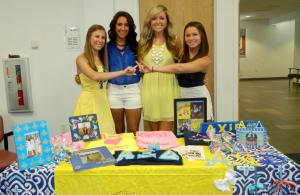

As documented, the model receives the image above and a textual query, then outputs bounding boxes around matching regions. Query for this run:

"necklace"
[116,43,125,47]
[98,80,105,89]
[116,42,126,52]
[151,45,165,64]
[117,45,125,52]
[116,42,125,47]
[98,66,106,89]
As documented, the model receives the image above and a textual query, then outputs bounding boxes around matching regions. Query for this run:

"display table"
[54,139,231,195]
[2,138,298,194]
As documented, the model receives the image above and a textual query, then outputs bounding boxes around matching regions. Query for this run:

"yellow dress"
[142,43,180,121]
[73,66,115,134]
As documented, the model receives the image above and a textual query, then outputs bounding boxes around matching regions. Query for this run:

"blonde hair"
[138,4,178,60]
[83,24,108,71]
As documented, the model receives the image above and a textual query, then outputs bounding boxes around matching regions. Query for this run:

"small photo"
[177,102,191,120]
[78,121,91,136]
[190,103,204,119]
[80,151,104,164]
[178,119,192,132]
[190,119,204,132]
[25,131,42,158]
[237,129,266,149]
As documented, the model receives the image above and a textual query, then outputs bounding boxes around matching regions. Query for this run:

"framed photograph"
[69,114,100,142]
[236,122,267,149]
[13,120,53,170]
[174,98,207,137]
[240,28,246,57]
[70,146,115,172]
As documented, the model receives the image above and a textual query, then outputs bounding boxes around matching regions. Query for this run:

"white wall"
[294,12,300,67]
[82,0,139,34]
[0,0,139,151]
[214,0,239,121]
[0,0,240,151]
[240,19,295,78]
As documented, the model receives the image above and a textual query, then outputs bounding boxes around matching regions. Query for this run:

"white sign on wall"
[65,25,80,50]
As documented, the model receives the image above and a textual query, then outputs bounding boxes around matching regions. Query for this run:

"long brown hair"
[83,24,108,71]
[181,21,209,63]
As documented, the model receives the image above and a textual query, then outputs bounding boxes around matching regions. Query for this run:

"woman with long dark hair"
[107,11,141,134]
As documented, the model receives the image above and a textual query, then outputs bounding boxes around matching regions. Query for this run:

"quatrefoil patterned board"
[13,120,53,170]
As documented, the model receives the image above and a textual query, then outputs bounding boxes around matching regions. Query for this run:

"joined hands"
[124,65,138,76]
[136,61,152,73]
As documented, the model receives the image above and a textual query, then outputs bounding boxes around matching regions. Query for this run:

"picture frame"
[13,120,53,170]
[70,146,115,172]
[240,28,246,57]
[236,121,267,149]
[69,114,100,142]
[174,98,207,137]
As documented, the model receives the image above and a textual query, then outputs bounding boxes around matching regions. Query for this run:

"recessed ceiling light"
[245,16,251,18]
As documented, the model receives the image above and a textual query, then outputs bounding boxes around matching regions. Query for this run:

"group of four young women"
[73,4,213,135]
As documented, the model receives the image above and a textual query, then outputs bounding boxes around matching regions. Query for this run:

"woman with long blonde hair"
[139,21,213,121]
[138,5,181,131]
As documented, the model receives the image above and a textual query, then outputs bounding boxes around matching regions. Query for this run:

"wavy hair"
[138,4,178,60]
[83,24,108,71]
[181,21,209,63]
[108,11,138,54]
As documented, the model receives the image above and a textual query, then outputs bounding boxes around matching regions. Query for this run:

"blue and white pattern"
[232,146,300,195]
[233,162,300,195]
[0,162,56,195]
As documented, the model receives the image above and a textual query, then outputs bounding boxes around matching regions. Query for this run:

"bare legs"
[111,109,125,134]
[111,108,141,134]
[125,109,141,134]
[146,121,173,131]
[111,109,173,132]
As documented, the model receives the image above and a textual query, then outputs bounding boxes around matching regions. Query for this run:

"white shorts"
[180,85,214,121]
[107,83,142,109]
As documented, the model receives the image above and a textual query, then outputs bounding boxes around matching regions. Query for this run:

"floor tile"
[240,79,300,153]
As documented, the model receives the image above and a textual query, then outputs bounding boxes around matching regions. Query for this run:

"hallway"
[239,79,300,156]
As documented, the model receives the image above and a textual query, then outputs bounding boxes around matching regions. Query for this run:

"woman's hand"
[136,61,152,73]
[204,75,208,86]
[124,65,137,76]
[75,74,81,84]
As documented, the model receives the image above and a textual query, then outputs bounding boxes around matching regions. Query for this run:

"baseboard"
[285,153,300,164]
[240,77,288,81]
